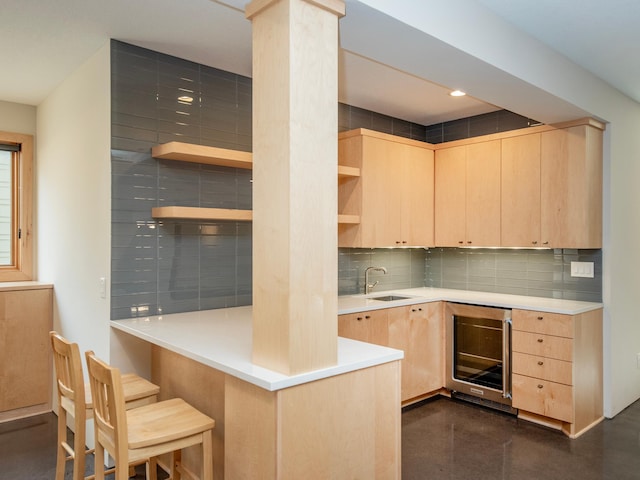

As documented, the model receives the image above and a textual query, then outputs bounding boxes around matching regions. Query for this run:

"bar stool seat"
[50,331,160,480]
[86,350,215,480]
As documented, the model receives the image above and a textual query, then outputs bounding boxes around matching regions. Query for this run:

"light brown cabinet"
[501,133,542,247]
[0,286,53,421]
[338,129,434,248]
[388,302,443,401]
[501,123,603,248]
[511,308,603,437]
[435,140,501,246]
[540,125,603,248]
[338,302,443,404]
[338,309,389,346]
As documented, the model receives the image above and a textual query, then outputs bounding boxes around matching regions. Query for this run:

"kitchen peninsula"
[113,285,603,477]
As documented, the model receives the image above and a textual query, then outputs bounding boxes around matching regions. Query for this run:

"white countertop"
[339,287,602,315]
[112,287,601,393]
[111,305,403,392]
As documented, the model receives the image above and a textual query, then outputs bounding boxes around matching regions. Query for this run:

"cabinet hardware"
[537,316,544,320]
[537,338,544,343]
[365,315,370,319]
[532,241,538,245]
[356,317,363,321]
[458,240,464,244]
[538,361,544,365]
[467,241,472,244]
[537,384,544,389]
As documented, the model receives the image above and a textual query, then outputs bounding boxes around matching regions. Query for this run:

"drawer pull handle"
[538,361,544,366]
[537,316,544,320]
[365,315,370,319]
[356,317,363,321]
[537,338,544,343]
[537,384,544,389]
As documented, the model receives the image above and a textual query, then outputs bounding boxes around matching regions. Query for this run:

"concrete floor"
[1,396,639,479]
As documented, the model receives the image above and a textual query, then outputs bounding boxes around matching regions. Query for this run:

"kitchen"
[1,0,640,479]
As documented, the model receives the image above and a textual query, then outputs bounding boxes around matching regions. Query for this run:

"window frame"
[0,131,33,281]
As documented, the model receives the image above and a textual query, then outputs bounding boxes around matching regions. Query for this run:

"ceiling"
[2,0,638,126]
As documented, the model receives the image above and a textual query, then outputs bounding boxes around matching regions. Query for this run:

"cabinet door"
[466,140,501,246]
[338,309,389,346]
[541,125,603,248]
[401,145,434,246]
[501,133,542,247]
[0,289,53,413]
[360,136,402,247]
[388,302,443,401]
[435,146,466,246]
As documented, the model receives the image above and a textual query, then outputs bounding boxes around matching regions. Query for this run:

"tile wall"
[110,41,253,319]
[426,248,602,302]
[110,40,602,319]
[338,248,428,295]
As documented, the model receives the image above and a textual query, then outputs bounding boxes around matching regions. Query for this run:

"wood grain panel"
[512,351,572,385]
[151,346,225,480]
[435,145,466,246]
[0,288,52,415]
[466,140,501,246]
[501,133,541,246]
[512,331,573,361]
[512,309,574,338]
[512,374,573,423]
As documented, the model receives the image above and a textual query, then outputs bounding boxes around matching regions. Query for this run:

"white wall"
[351,0,640,418]
[0,100,36,135]
[36,42,111,362]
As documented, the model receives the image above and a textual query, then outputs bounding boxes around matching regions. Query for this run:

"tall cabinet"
[338,129,434,248]
[0,284,53,422]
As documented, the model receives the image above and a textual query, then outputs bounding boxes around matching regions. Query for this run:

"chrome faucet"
[364,266,387,294]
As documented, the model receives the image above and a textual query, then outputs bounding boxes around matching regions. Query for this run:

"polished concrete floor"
[1,396,639,479]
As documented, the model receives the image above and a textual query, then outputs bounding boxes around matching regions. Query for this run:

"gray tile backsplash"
[111,40,602,319]
[426,248,602,302]
[110,40,253,319]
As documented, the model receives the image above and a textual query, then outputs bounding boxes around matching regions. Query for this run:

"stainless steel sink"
[369,295,412,302]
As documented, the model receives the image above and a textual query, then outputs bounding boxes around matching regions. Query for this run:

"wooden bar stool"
[85,350,215,480]
[50,331,160,480]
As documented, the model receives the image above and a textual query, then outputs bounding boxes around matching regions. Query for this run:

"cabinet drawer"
[512,331,573,361]
[512,352,572,385]
[512,374,573,423]
[512,309,574,338]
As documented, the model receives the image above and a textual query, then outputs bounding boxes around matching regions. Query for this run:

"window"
[0,131,33,281]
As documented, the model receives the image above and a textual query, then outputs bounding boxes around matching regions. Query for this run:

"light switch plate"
[570,261,594,278]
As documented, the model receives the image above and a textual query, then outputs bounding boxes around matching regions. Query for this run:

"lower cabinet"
[0,286,53,420]
[511,308,603,437]
[338,302,443,403]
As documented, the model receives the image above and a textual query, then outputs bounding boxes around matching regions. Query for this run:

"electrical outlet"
[570,261,594,278]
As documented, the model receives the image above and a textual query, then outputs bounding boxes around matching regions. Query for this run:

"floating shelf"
[152,142,253,169]
[152,206,252,221]
[338,165,361,179]
[338,214,361,224]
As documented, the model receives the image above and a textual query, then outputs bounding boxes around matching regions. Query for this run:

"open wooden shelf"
[338,214,361,224]
[338,165,361,179]
[152,142,253,169]
[151,206,252,221]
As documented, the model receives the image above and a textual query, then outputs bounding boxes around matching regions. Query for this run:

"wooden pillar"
[247,0,345,375]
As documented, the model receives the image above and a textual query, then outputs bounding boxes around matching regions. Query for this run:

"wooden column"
[247,0,345,375]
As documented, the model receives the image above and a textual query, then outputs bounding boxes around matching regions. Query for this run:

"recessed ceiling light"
[449,90,466,97]
[178,95,194,103]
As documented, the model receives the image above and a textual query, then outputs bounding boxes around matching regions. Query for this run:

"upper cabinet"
[435,140,501,247]
[501,122,603,248]
[540,125,603,248]
[501,133,543,247]
[338,129,434,248]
